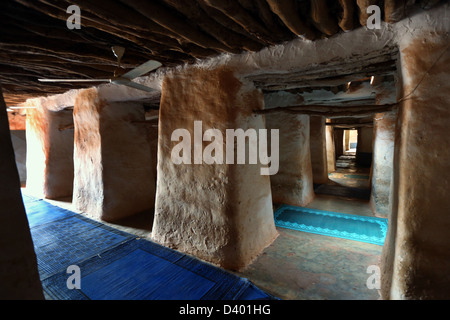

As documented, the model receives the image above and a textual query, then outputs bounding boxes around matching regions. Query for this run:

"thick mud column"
[310,116,328,184]
[325,124,336,173]
[344,130,350,151]
[334,129,344,159]
[26,102,74,199]
[266,113,314,206]
[73,88,156,222]
[381,32,450,299]
[356,127,373,168]
[370,111,396,218]
[0,87,43,299]
[152,66,278,270]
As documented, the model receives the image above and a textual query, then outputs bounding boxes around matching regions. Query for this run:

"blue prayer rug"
[274,205,388,246]
[42,240,272,300]
[23,193,276,300]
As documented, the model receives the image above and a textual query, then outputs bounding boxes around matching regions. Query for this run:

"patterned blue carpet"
[22,193,276,300]
[274,205,388,246]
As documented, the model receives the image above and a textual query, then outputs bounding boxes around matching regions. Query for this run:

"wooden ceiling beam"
[196,0,269,47]
[238,0,295,42]
[310,0,340,36]
[329,123,374,129]
[14,0,200,62]
[254,103,397,117]
[201,0,277,44]
[247,51,397,82]
[1,0,443,101]
[0,29,143,66]
[0,57,116,80]
[0,52,116,71]
[265,0,318,40]
[14,0,156,53]
[123,0,234,53]
[0,25,196,67]
[58,0,223,58]
[249,58,397,91]
[161,0,256,52]
[337,0,356,31]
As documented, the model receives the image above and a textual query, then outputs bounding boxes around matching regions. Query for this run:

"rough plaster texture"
[152,67,278,270]
[73,89,156,222]
[381,31,450,300]
[344,130,350,151]
[325,125,336,173]
[145,125,159,187]
[370,111,396,218]
[25,102,74,199]
[310,116,328,184]
[0,88,43,299]
[266,113,314,206]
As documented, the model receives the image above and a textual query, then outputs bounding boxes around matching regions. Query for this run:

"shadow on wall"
[10,130,27,186]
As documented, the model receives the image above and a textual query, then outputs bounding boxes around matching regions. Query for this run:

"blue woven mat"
[23,193,275,300]
[42,240,272,300]
[274,205,387,246]
[24,198,78,229]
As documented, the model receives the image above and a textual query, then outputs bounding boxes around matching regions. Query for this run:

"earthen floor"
[31,194,382,300]
[23,154,382,300]
[234,195,382,300]
[233,154,382,300]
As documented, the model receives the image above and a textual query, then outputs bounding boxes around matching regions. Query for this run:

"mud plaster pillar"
[325,125,336,173]
[152,67,278,271]
[73,88,155,222]
[310,116,328,184]
[0,87,43,299]
[26,104,74,199]
[370,111,396,218]
[344,130,350,151]
[381,32,450,300]
[266,114,314,207]
[356,127,373,167]
[145,118,159,185]
[334,129,344,159]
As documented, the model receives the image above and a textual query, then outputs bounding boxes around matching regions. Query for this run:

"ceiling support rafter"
[265,0,318,40]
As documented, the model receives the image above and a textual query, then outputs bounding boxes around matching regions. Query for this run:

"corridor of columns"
[1,1,449,302]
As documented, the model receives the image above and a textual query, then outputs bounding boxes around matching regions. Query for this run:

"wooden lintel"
[58,123,74,131]
[327,122,373,126]
[254,103,397,116]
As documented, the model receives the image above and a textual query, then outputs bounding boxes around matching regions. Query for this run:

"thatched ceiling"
[0,0,443,106]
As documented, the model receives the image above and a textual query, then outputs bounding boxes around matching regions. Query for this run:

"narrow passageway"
[236,151,383,300]
[239,134,385,300]
[316,148,372,202]
[236,201,383,300]
[311,149,372,216]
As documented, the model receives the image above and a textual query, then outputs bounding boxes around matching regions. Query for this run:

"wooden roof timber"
[0,0,444,106]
